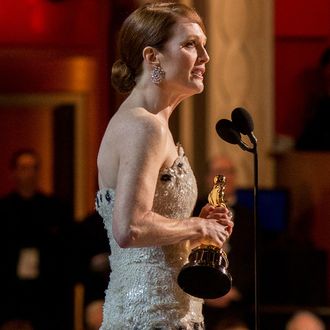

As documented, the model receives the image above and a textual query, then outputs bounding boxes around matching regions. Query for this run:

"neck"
[128,79,190,122]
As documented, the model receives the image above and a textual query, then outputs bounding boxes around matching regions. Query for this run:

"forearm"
[113,211,203,248]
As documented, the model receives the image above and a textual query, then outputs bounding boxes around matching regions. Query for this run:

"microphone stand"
[216,119,260,328]
[246,133,260,330]
[252,143,260,330]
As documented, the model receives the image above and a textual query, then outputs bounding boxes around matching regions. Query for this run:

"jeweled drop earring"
[151,65,165,84]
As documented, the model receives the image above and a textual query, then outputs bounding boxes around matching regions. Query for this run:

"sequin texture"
[96,144,202,330]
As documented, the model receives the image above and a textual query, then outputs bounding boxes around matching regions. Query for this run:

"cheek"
[165,51,195,70]
[176,59,195,79]
[165,61,190,80]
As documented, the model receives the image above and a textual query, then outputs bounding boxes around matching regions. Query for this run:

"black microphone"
[231,107,257,146]
[216,119,252,152]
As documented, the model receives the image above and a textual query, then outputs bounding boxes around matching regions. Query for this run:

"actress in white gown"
[96,2,233,329]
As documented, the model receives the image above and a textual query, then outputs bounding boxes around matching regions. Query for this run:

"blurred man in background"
[0,149,73,330]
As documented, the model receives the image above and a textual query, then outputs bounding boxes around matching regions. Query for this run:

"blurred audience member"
[286,310,325,330]
[0,149,73,330]
[296,47,330,150]
[194,155,254,330]
[73,211,110,330]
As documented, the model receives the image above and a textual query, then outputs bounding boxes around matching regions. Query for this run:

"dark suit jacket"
[0,191,73,330]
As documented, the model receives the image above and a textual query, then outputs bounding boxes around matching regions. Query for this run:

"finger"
[199,204,214,218]
[218,231,229,244]
[206,212,228,219]
[207,208,232,218]
[211,206,227,213]
[207,214,234,227]
[226,219,234,228]
[227,226,233,236]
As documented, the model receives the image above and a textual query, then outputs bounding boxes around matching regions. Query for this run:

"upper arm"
[112,113,169,242]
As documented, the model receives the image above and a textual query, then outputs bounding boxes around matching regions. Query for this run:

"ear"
[143,46,160,66]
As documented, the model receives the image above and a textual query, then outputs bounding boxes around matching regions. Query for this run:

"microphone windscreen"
[216,119,242,145]
[231,107,254,134]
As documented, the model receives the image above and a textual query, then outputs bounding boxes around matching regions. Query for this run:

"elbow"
[114,233,132,248]
[113,223,139,248]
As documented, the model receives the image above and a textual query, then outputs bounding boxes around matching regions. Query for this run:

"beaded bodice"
[96,144,203,330]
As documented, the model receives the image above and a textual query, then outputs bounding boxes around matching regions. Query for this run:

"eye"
[184,40,196,48]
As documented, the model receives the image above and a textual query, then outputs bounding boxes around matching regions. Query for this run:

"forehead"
[169,21,207,42]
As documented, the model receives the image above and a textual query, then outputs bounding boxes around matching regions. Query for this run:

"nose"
[198,46,210,64]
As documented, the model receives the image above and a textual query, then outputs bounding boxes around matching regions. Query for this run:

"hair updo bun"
[111,59,136,94]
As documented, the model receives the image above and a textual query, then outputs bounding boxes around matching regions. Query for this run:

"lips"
[191,68,205,79]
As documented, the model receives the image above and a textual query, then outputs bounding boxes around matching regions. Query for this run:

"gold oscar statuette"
[177,175,232,299]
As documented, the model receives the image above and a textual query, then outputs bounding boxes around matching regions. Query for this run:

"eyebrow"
[185,34,207,43]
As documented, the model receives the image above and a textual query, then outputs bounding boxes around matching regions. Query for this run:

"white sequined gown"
[96,144,204,330]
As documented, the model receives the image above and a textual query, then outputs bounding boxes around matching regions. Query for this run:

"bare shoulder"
[125,107,166,132]
[97,107,169,188]
[99,107,169,163]
[113,107,168,147]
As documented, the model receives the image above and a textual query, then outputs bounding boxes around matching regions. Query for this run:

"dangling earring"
[151,65,165,84]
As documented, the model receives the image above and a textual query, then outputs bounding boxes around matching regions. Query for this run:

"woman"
[96,2,234,329]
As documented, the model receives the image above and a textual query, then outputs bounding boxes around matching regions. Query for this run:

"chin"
[186,79,204,92]
[193,83,205,94]
[197,84,205,93]
[175,80,205,96]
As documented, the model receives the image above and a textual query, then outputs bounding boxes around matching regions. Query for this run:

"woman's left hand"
[199,204,234,236]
